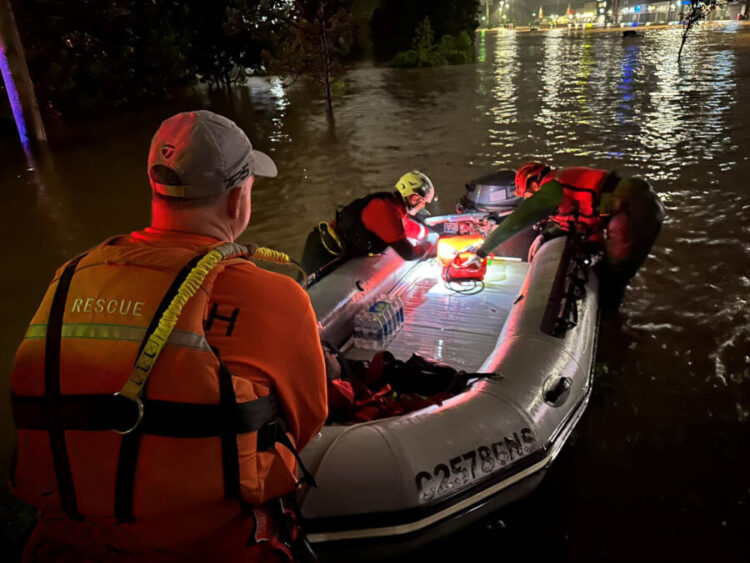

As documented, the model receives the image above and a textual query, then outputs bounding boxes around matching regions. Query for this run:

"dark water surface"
[1,23,749,561]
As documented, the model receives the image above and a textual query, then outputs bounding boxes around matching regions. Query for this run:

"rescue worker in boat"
[467,161,664,311]
[300,170,440,275]
[10,110,327,562]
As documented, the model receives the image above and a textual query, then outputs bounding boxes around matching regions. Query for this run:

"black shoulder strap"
[114,252,204,523]
[257,419,317,489]
[217,355,241,499]
[45,253,88,521]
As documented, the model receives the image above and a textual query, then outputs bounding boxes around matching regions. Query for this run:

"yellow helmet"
[395,170,436,205]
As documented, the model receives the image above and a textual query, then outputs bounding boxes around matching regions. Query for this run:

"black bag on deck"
[383,353,479,396]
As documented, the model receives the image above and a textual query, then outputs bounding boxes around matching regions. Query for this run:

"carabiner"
[112,392,144,435]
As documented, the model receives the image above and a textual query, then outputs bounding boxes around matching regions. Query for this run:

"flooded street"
[2,23,749,560]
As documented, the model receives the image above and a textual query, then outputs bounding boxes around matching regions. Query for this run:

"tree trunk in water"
[319,3,334,121]
[0,0,46,146]
[678,21,693,61]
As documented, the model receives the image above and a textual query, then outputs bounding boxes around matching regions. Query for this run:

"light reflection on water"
[481,30,520,165]
[1,25,749,559]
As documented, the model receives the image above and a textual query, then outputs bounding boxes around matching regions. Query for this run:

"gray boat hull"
[300,233,599,556]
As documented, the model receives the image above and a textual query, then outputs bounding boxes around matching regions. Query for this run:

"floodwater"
[1,23,749,561]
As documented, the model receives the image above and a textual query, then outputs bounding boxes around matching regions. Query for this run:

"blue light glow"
[0,42,30,150]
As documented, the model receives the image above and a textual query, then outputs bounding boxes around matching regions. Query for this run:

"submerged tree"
[371,0,479,60]
[390,16,474,68]
[678,0,719,61]
[187,1,289,91]
[391,16,442,67]
[264,0,354,121]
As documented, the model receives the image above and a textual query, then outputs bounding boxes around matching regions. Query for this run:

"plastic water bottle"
[381,303,394,344]
[394,295,405,324]
[354,309,373,349]
[388,298,402,336]
[384,296,405,340]
[354,311,370,350]
[368,312,386,349]
[369,300,394,344]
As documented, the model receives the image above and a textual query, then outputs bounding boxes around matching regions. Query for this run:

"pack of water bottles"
[353,294,405,350]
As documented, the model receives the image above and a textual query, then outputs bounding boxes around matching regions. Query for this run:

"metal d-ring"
[112,392,144,435]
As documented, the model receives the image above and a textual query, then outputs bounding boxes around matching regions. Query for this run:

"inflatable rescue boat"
[299,171,600,560]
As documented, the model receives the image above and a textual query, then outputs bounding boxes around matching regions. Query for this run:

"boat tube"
[298,178,600,561]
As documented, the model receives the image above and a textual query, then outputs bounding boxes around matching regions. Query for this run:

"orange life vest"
[10,238,309,550]
[541,167,610,233]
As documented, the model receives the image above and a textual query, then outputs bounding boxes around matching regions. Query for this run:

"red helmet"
[514,161,551,197]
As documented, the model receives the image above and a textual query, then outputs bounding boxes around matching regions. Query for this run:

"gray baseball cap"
[148,110,277,199]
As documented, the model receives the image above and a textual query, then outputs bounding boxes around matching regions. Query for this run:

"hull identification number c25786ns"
[415,428,537,503]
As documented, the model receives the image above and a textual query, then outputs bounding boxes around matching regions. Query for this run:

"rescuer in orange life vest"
[10,110,327,562]
[467,162,664,311]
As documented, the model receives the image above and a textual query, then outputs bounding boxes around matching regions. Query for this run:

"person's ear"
[227,186,243,219]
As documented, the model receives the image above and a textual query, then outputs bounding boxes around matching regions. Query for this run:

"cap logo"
[161,144,176,159]
[224,163,250,189]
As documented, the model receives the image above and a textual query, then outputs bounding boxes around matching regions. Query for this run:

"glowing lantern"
[437,234,485,266]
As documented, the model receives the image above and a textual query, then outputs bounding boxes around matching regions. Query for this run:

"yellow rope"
[317,222,343,257]
[252,246,309,288]
[253,246,292,264]
[115,241,310,426]
[118,248,225,402]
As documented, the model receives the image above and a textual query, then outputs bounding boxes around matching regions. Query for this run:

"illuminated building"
[616,0,746,24]
[480,0,746,28]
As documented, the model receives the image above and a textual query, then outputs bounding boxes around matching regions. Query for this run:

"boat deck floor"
[343,259,529,372]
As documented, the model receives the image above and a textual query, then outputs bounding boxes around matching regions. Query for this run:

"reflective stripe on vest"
[24,323,211,351]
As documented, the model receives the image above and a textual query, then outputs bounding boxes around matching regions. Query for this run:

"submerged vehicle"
[299,172,600,561]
